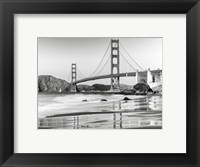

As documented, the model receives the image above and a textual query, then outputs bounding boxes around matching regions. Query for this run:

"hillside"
[38,75,70,93]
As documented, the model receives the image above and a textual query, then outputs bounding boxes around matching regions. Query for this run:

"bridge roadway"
[72,70,161,84]
[73,72,136,84]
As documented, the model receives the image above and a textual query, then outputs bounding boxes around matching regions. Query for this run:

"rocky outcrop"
[100,99,107,102]
[121,83,154,95]
[123,97,132,100]
[38,75,70,93]
[152,85,162,94]
[133,82,153,94]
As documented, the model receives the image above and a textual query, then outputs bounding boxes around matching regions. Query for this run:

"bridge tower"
[70,63,77,92]
[110,39,120,92]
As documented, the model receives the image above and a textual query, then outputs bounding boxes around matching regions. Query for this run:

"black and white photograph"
[38,37,162,129]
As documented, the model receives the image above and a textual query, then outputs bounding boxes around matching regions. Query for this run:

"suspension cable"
[119,41,144,71]
[89,41,111,77]
[77,73,83,80]
[77,66,85,78]
[95,54,111,76]
[119,51,137,71]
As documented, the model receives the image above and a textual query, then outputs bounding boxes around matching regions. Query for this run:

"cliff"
[38,75,70,93]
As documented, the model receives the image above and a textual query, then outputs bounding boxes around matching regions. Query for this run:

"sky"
[38,37,162,85]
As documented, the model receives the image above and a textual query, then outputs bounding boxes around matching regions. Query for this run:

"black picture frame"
[0,0,200,166]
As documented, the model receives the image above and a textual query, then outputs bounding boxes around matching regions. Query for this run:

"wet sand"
[38,94,162,129]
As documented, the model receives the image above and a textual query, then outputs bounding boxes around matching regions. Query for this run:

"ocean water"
[38,93,162,129]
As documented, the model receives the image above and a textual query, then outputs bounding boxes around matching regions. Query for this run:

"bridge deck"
[72,70,161,84]
[73,72,136,84]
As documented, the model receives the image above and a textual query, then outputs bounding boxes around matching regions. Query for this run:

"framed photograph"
[38,37,163,130]
[0,0,200,166]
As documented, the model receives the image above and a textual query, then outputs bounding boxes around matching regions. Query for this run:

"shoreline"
[44,109,162,118]
[38,92,162,96]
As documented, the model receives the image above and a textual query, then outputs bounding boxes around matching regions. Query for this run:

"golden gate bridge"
[67,39,162,92]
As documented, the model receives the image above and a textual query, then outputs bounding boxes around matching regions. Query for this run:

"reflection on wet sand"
[38,95,162,129]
